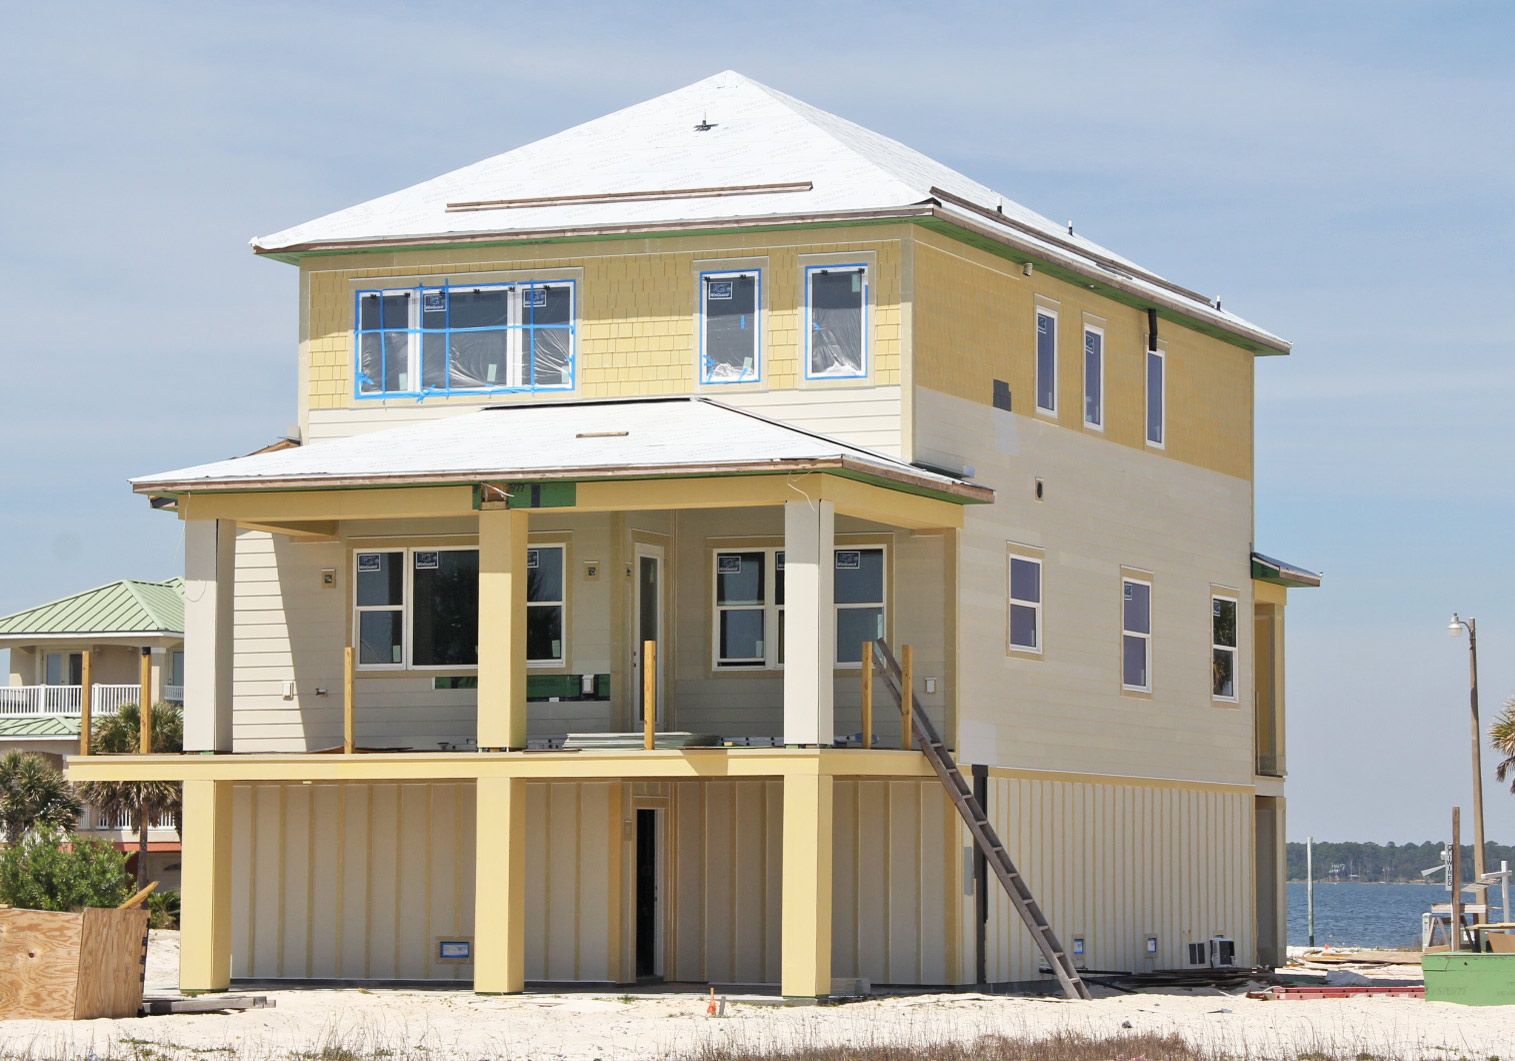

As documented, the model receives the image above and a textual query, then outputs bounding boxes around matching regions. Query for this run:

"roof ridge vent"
[447,181,812,213]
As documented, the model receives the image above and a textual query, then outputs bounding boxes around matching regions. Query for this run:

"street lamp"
[1448,613,1486,885]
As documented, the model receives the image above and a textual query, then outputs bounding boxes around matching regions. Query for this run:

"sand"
[0,932,1509,1060]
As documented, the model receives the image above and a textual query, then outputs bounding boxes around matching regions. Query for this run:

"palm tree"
[0,750,83,844]
[1493,696,1515,794]
[74,702,183,889]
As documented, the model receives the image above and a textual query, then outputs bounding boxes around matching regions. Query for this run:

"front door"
[632,544,666,727]
[634,807,664,978]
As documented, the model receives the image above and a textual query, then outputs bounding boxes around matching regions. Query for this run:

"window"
[805,265,868,379]
[1008,554,1042,653]
[1146,348,1165,446]
[355,280,575,398]
[352,545,567,670]
[1083,325,1103,429]
[1212,595,1238,700]
[700,270,760,383]
[1122,578,1152,691]
[712,546,885,668]
[1036,308,1057,413]
[169,650,185,688]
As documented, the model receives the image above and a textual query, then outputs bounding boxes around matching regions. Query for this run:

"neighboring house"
[1,578,184,887]
[72,72,1316,997]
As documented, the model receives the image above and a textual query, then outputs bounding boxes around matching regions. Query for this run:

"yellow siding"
[911,228,1254,481]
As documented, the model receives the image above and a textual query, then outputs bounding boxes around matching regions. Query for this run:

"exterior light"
[1449,614,1463,636]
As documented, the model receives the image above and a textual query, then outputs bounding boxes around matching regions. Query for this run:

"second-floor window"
[1146,348,1165,446]
[805,265,868,380]
[700,270,760,383]
[1212,595,1238,701]
[1036,308,1057,414]
[1008,553,1042,653]
[355,280,575,398]
[1121,577,1152,692]
[1083,325,1103,429]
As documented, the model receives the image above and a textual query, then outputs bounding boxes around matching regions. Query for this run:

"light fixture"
[1449,613,1463,637]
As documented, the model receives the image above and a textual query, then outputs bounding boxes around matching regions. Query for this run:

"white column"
[783,498,835,746]
[184,518,235,752]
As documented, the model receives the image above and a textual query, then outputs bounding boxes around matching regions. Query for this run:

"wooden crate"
[0,907,150,1020]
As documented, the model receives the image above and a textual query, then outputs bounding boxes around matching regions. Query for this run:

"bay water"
[1287,880,1509,948]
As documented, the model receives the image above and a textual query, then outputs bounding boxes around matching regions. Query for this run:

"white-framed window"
[1212,594,1238,701]
[1036,307,1058,414]
[1083,324,1104,429]
[1121,577,1152,692]
[1145,347,1165,447]
[1008,553,1043,653]
[700,269,760,383]
[169,650,185,689]
[352,545,566,671]
[711,546,885,669]
[354,279,575,399]
[804,264,868,380]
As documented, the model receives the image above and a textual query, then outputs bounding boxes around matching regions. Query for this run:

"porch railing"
[163,684,184,705]
[82,806,178,832]
[0,684,134,718]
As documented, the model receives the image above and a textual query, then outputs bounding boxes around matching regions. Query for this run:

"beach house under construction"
[69,71,1317,998]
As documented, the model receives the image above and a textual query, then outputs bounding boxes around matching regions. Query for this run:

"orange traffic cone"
[706,987,718,1016]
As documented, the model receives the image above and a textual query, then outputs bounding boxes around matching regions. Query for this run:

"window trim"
[1145,346,1166,449]
[353,548,407,672]
[1082,322,1104,431]
[525,542,568,670]
[802,262,870,382]
[1035,305,1059,416]
[698,267,762,385]
[1121,575,1153,693]
[1006,547,1044,656]
[1211,592,1240,703]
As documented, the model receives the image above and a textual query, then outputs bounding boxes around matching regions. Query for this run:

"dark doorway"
[635,808,661,978]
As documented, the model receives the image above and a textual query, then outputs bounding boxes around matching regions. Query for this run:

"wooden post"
[860,642,873,750]
[643,640,656,751]
[343,646,356,755]
[900,643,914,751]
[138,649,152,754]
[79,650,93,757]
[1451,806,1462,953]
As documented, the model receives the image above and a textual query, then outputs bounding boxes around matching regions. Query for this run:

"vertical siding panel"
[918,784,946,983]
[308,785,342,978]
[426,784,458,981]
[704,782,733,982]
[250,785,281,978]
[886,781,918,984]
[764,780,783,984]
[393,785,430,978]
[546,783,578,981]
[366,785,397,979]
[854,781,887,982]
[674,782,704,980]
[230,785,252,978]
[578,783,611,982]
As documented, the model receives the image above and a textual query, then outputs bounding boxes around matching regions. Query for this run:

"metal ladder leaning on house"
[868,639,1092,1001]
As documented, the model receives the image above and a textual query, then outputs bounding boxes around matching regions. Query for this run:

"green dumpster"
[1421,953,1515,1006]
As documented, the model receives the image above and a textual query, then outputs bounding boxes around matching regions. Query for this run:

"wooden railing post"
[860,642,873,750]
[343,645,356,755]
[79,650,93,757]
[900,643,914,751]
[138,648,153,754]
[643,640,657,751]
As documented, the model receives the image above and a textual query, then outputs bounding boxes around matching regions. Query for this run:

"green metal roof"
[0,577,184,637]
[1251,551,1321,589]
[0,715,80,739]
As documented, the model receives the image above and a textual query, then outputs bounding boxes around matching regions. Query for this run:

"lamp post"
[1448,614,1486,884]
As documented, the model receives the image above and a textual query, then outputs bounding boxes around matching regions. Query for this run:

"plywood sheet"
[0,909,82,1020]
[75,907,150,1019]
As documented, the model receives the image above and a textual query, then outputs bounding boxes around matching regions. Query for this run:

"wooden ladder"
[869,639,1091,1001]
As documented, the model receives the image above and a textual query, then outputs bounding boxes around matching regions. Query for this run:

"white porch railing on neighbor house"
[163,684,183,704]
[82,806,178,832]
[0,684,136,718]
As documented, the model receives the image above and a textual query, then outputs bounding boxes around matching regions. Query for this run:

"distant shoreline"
[1286,878,1444,884]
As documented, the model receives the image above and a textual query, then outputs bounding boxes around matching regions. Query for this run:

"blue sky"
[1,2,1511,843]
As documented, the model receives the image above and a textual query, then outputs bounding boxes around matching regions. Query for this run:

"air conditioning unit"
[1185,942,1208,967]
[1209,936,1236,968]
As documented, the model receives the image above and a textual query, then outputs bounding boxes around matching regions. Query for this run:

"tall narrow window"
[1212,595,1238,700]
[527,546,566,665]
[411,549,479,668]
[1083,325,1103,429]
[1122,577,1152,691]
[834,548,885,664]
[1036,308,1057,413]
[1146,348,1165,446]
[355,551,405,667]
[1008,554,1043,653]
[701,270,760,383]
[805,265,867,379]
[715,551,768,667]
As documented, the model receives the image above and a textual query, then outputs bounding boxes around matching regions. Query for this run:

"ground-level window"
[1146,348,1165,446]
[1122,577,1152,692]
[805,265,868,379]
[1008,553,1042,653]
[1036,308,1057,413]
[353,545,566,671]
[712,546,885,668]
[1083,325,1103,429]
[1212,595,1238,701]
[700,270,760,383]
[355,279,575,398]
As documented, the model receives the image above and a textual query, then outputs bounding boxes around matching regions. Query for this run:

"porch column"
[780,770,834,999]
[179,779,233,993]
[783,498,835,746]
[478,509,529,751]
[473,776,527,993]
[184,519,235,752]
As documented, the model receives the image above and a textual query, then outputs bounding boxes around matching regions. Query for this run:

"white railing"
[83,806,178,832]
[163,684,184,704]
[0,684,133,717]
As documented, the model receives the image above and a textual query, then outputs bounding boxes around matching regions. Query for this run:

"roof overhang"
[1251,551,1321,589]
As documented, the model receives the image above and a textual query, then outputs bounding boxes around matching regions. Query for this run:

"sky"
[1,1,1511,845]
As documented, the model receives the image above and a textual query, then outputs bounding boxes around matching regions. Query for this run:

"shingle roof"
[131,397,990,503]
[0,578,184,638]
[252,71,1285,352]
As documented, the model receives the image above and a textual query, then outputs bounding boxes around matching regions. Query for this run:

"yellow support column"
[780,770,834,999]
[478,509,529,751]
[473,777,527,994]
[179,779,233,994]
